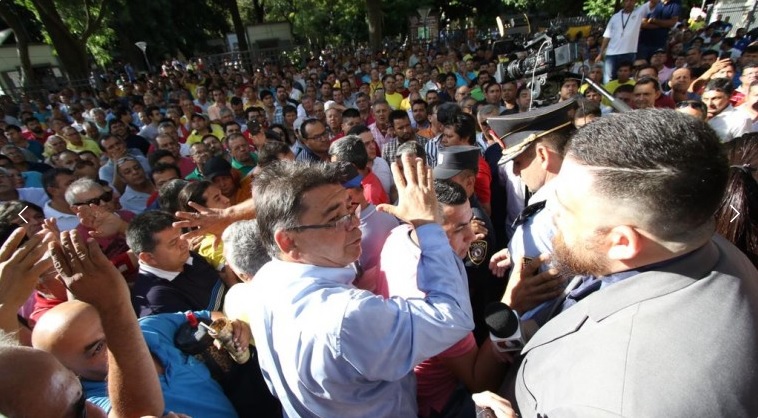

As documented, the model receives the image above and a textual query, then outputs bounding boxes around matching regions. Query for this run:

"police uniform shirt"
[506,180,558,274]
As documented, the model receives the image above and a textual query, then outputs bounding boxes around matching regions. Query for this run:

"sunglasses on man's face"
[73,190,113,207]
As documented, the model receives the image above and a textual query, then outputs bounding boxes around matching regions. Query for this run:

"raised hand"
[0,228,53,330]
[75,204,127,239]
[501,253,564,314]
[377,154,440,228]
[48,230,129,310]
[174,201,232,241]
[489,248,512,278]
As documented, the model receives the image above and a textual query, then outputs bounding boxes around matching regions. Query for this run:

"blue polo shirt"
[83,310,238,418]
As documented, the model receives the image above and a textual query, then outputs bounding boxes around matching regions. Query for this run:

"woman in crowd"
[714,133,758,267]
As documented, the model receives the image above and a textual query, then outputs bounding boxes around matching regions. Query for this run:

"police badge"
[467,239,488,266]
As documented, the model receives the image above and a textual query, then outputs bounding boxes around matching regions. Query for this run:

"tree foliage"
[16,0,116,79]
[583,0,621,19]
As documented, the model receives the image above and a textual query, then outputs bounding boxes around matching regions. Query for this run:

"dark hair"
[147,149,175,168]
[388,109,409,126]
[283,105,297,116]
[0,200,42,225]
[223,121,241,132]
[411,99,428,110]
[434,179,468,208]
[259,90,273,100]
[258,141,292,168]
[150,162,181,183]
[395,141,426,160]
[342,108,360,119]
[158,179,188,213]
[347,124,370,136]
[329,135,369,169]
[126,210,177,254]
[178,181,213,211]
[299,118,323,140]
[568,109,728,242]
[575,99,602,119]
[635,76,661,92]
[253,161,341,257]
[704,77,735,96]
[437,103,462,125]
[617,61,633,71]
[4,125,20,133]
[713,133,758,267]
[702,49,719,58]
[444,112,477,145]
[269,123,292,144]
[41,168,73,199]
[613,84,635,95]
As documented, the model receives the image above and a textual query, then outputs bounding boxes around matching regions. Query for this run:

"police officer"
[433,145,502,343]
[487,98,577,325]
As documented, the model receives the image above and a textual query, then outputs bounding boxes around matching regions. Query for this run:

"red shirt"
[362,171,389,205]
[474,156,492,205]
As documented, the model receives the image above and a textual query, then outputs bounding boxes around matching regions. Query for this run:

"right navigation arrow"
[730,205,740,223]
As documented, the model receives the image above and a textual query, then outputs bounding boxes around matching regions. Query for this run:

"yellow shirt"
[385,92,403,110]
[186,124,226,146]
[197,233,225,271]
[67,138,103,156]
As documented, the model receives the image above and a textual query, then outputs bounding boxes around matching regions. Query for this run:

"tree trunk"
[35,10,90,81]
[252,0,265,24]
[0,2,37,87]
[29,0,112,81]
[365,0,383,52]
[228,0,249,52]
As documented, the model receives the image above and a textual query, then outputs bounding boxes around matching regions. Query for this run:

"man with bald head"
[33,300,239,417]
[0,343,108,418]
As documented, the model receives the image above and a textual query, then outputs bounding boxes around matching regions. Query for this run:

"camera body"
[495,29,580,84]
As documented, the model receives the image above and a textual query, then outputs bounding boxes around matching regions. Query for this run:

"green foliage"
[583,0,619,19]
[112,0,230,59]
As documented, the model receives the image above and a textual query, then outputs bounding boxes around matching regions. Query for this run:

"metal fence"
[200,45,294,72]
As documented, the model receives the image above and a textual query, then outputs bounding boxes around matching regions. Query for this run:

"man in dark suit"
[510,109,758,417]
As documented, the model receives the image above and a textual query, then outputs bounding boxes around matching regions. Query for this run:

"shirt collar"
[138,256,193,281]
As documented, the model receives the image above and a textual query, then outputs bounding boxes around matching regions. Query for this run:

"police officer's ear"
[534,142,553,168]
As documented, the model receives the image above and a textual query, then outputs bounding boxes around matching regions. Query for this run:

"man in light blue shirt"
[248,158,474,417]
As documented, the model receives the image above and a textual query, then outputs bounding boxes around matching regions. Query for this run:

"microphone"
[484,302,536,353]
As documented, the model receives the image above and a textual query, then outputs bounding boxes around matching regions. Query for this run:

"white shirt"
[138,256,193,281]
[708,105,753,142]
[120,186,151,214]
[43,201,79,231]
[603,5,647,55]
[371,157,392,196]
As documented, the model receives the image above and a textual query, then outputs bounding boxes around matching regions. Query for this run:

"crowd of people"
[0,1,757,417]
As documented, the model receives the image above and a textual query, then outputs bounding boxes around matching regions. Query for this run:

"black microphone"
[485,302,534,353]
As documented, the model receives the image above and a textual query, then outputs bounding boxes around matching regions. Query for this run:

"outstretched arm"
[50,231,164,418]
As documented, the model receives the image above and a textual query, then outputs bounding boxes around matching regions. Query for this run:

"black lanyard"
[621,11,632,32]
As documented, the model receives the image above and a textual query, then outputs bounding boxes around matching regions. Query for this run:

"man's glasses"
[288,205,360,232]
[307,131,330,142]
[73,190,113,207]
[676,100,707,113]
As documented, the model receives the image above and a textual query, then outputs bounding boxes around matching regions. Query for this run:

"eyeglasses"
[307,131,330,142]
[288,205,360,232]
[676,100,707,113]
[73,190,113,207]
